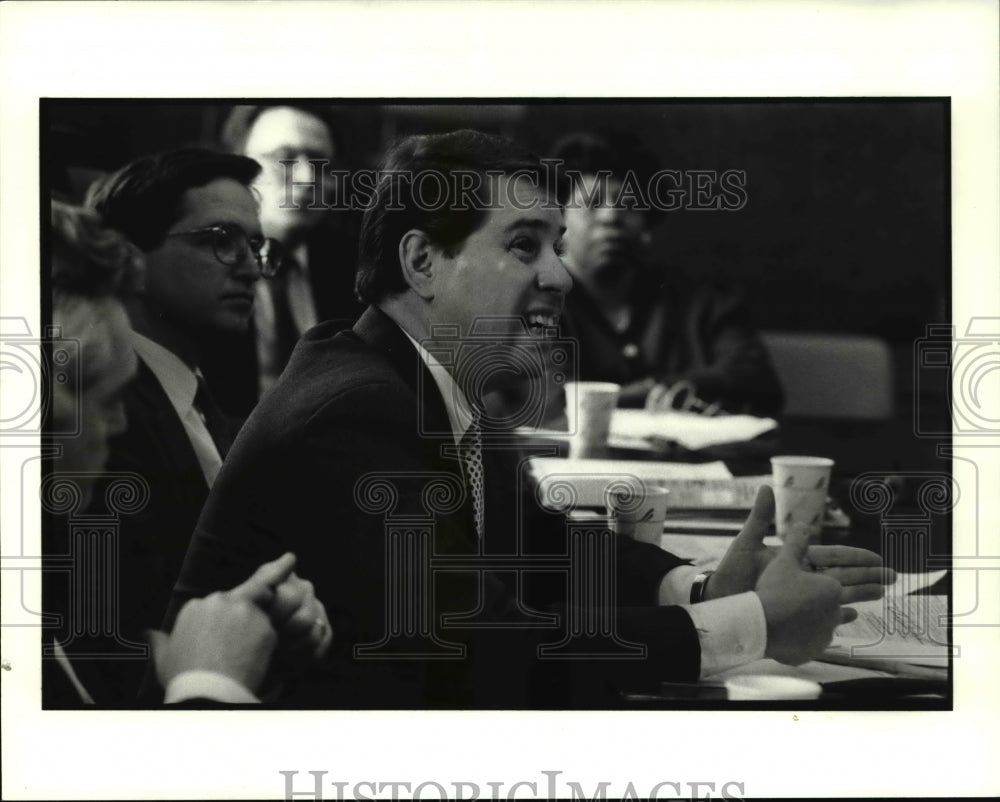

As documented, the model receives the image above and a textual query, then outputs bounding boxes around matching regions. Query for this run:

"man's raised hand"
[756,523,852,665]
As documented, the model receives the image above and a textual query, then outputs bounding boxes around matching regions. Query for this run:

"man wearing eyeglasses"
[80,148,285,701]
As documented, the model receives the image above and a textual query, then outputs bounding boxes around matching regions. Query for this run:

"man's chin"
[213,313,253,336]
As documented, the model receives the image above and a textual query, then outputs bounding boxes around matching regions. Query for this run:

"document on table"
[529,457,736,509]
[609,409,778,451]
[819,571,950,677]
[665,533,951,675]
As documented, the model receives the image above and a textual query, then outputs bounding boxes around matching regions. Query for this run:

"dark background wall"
[42,99,951,472]
[44,99,949,343]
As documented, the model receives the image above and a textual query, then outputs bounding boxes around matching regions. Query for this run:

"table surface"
[515,426,953,707]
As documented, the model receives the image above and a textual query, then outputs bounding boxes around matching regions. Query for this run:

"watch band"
[689,570,714,604]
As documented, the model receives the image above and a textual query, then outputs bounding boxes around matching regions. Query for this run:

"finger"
[147,629,168,660]
[645,384,666,411]
[839,583,889,604]
[269,577,309,626]
[777,521,812,566]
[284,605,333,658]
[228,552,297,606]
[730,485,775,548]
[820,566,896,587]
[281,598,320,639]
[807,545,884,568]
[316,623,334,659]
[314,601,333,658]
[839,606,859,625]
[146,629,169,683]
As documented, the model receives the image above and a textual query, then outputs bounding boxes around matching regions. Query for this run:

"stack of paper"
[824,571,950,676]
[610,409,778,451]
[529,457,737,510]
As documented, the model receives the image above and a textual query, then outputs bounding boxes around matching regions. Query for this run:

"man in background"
[203,104,362,417]
[81,149,284,700]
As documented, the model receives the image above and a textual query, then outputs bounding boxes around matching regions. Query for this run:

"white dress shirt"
[163,670,259,704]
[128,331,223,487]
[405,329,766,678]
[53,639,259,704]
[403,331,475,444]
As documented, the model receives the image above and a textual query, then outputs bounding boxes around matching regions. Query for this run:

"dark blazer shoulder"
[97,359,206,493]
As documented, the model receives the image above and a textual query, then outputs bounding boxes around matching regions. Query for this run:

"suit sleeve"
[169,380,705,707]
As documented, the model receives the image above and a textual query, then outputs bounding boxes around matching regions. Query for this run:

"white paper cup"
[725,675,822,701]
[607,482,670,546]
[770,455,834,542]
[565,382,620,458]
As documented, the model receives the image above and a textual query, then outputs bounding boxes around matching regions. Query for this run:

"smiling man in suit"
[80,148,284,702]
[167,130,892,708]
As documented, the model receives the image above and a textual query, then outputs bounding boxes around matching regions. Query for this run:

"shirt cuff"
[681,591,767,678]
[163,671,260,704]
[658,564,701,606]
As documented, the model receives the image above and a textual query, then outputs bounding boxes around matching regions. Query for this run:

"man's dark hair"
[84,148,261,251]
[356,129,564,304]
[220,104,339,156]
[549,130,660,206]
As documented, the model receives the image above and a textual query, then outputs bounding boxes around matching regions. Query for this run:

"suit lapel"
[353,306,454,440]
[352,306,477,545]
[125,361,209,492]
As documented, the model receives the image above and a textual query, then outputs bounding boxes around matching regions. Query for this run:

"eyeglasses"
[164,223,284,278]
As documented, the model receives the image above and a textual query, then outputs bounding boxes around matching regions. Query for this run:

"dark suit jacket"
[166,307,702,708]
[60,360,213,704]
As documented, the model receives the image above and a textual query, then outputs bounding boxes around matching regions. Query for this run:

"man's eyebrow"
[206,219,265,238]
[504,218,565,236]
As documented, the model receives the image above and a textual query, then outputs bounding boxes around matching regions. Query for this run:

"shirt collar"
[128,330,199,417]
[401,330,475,445]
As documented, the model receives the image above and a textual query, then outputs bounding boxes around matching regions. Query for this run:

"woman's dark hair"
[549,130,660,206]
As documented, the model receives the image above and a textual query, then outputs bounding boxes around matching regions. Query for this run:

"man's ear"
[399,230,435,300]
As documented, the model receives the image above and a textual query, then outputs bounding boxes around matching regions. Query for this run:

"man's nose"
[232,248,263,283]
[289,156,321,185]
[538,251,573,295]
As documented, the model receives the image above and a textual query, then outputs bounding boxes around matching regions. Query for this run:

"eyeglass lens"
[212,226,279,276]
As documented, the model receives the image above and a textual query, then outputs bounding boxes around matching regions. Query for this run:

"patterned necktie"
[458,408,485,539]
[194,375,233,459]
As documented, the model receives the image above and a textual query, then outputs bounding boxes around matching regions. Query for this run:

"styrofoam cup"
[770,455,834,542]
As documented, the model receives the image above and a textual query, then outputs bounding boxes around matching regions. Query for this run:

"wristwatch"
[689,570,714,604]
